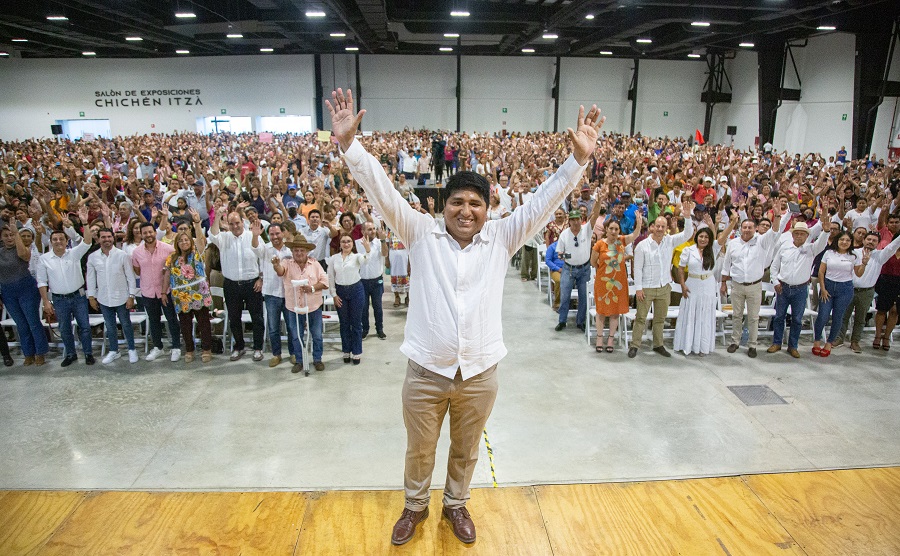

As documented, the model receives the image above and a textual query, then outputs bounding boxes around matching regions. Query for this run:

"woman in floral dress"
[165,217,213,363]
[590,213,642,352]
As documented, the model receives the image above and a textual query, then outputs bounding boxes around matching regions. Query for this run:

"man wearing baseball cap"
[555,210,591,332]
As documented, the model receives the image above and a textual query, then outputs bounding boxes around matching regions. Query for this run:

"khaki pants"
[631,285,671,348]
[731,281,762,348]
[402,360,498,511]
[839,287,876,343]
[550,270,561,309]
[520,245,537,280]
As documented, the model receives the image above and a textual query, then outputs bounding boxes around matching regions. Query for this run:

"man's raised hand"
[567,104,605,166]
[325,88,366,152]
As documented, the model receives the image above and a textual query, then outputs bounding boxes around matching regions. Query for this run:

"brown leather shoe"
[442,506,476,544]
[727,344,738,353]
[787,348,800,359]
[767,344,781,353]
[23,356,34,366]
[34,354,46,366]
[391,507,428,545]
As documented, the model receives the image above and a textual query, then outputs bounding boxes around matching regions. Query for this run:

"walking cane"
[291,279,312,376]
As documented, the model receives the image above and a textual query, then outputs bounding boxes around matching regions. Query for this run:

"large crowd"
[1,127,898,370]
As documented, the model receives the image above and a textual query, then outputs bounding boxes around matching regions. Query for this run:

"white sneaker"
[170,348,182,362]
[146,347,163,361]
[252,350,263,362]
[128,350,139,364]
[102,351,121,364]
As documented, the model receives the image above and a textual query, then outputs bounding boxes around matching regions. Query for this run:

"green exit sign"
[663,111,668,117]
[79,112,85,117]
[502,108,507,113]
[221,109,227,115]
[841,113,847,121]
[279,107,285,114]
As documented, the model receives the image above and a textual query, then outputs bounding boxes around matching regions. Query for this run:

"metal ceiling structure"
[0,0,894,60]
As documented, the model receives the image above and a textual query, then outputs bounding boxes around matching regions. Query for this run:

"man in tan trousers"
[327,88,604,546]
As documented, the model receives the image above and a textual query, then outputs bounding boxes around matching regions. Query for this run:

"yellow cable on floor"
[483,428,498,488]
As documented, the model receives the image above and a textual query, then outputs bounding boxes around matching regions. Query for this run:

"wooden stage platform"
[2,467,899,555]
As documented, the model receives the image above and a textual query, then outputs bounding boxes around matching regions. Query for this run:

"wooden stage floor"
[2,467,899,555]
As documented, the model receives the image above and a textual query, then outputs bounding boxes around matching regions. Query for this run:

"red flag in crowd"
[695,129,705,145]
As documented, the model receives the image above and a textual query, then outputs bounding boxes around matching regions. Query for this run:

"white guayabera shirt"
[342,139,586,380]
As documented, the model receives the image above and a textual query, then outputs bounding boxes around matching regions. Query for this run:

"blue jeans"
[814,279,854,343]
[264,295,294,357]
[361,277,384,336]
[288,307,323,363]
[772,283,808,349]
[336,282,365,355]
[53,293,92,358]
[99,303,135,352]
[558,263,589,326]
[142,294,181,350]
[1,275,48,357]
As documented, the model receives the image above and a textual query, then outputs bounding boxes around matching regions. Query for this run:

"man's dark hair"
[49,229,68,242]
[268,223,282,233]
[865,231,881,241]
[445,171,489,205]
[308,209,321,218]
[139,222,155,232]
[98,228,114,238]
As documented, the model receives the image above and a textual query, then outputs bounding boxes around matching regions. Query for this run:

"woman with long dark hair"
[813,230,866,357]
[674,213,737,356]
[327,232,372,364]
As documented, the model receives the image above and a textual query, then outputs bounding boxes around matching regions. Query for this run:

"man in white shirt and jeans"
[37,209,95,367]
[628,203,695,358]
[721,203,784,357]
[356,221,389,340]
[328,88,604,546]
[555,211,592,332]
[87,228,139,364]
[768,216,832,358]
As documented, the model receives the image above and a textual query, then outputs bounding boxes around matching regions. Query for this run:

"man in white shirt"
[628,202,695,358]
[37,216,95,367]
[356,221,388,340]
[555,211,593,332]
[837,230,900,352]
[209,208,265,362]
[768,218,832,358]
[721,204,785,357]
[252,223,293,368]
[328,89,603,546]
[301,208,332,271]
[87,229,139,364]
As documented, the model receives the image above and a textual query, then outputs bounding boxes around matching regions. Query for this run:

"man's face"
[99,230,114,251]
[740,220,756,241]
[651,217,667,237]
[292,246,309,264]
[792,230,809,246]
[758,220,771,234]
[568,216,582,233]
[308,212,321,228]
[50,232,68,252]
[614,204,624,216]
[864,234,879,250]
[228,214,243,236]
[364,222,376,239]
[856,198,867,211]
[269,226,283,246]
[580,189,590,200]
[444,189,487,245]
[141,226,156,245]
[143,193,154,205]
[888,218,900,235]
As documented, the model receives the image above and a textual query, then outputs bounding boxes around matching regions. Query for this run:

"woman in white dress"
[674,213,736,356]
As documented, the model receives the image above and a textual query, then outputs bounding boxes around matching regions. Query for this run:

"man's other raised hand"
[567,104,605,166]
[325,88,366,152]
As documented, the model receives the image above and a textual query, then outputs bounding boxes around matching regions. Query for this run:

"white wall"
[558,57,633,135]
[0,55,315,140]
[461,56,556,132]
[712,34,856,156]
[358,55,457,131]
[0,42,864,154]
[871,36,900,159]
